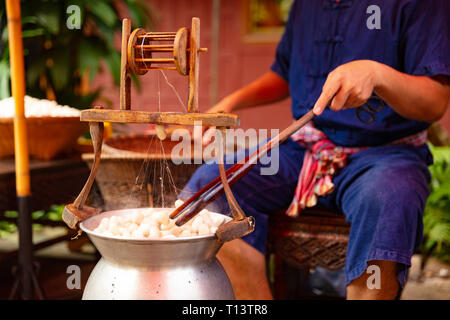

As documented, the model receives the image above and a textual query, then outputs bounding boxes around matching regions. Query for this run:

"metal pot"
[80,208,234,300]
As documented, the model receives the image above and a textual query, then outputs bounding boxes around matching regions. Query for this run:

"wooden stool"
[267,207,350,299]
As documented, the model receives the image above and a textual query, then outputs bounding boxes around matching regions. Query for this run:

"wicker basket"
[82,134,202,210]
[0,117,87,160]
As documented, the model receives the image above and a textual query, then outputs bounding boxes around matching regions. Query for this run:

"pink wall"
[94,0,450,134]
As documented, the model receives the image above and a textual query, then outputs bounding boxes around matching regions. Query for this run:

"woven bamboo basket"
[82,133,204,210]
[0,117,87,160]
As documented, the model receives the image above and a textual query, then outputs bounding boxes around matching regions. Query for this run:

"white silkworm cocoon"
[109,223,119,236]
[153,211,169,225]
[130,212,144,224]
[210,214,225,228]
[174,199,184,208]
[200,210,213,226]
[98,218,109,231]
[142,216,157,226]
[160,219,175,231]
[180,229,192,237]
[138,223,151,237]
[149,226,161,238]
[128,223,138,234]
[198,224,210,236]
[191,216,204,233]
[169,227,182,236]
[131,229,145,239]
[210,226,218,234]
[155,124,167,140]
[160,230,173,237]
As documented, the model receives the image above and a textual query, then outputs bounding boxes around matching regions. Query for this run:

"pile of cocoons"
[0,96,80,118]
[93,200,227,239]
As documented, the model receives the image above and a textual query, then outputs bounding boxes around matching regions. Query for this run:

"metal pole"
[6,0,33,299]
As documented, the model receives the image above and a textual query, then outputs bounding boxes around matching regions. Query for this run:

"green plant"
[421,144,450,262]
[0,0,153,108]
[0,204,66,237]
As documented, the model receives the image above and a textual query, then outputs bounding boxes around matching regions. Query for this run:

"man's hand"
[313,60,379,115]
[313,60,450,122]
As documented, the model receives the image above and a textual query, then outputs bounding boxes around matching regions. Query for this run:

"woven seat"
[268,207,350,270]
[266,207,350,299]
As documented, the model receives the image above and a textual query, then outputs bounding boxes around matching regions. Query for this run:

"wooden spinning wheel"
[80,17,240,127]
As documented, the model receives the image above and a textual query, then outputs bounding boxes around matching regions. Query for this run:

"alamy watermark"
[66,5,81,30]
[366,264,381,290]
[366,5,381,30]
[66,264,81,290]
[168,122,280,176]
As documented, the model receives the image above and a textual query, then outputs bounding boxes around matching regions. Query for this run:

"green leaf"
[32,210,45,220]
[34,4,60,34]
[86,1,117,27]
[78,38,105,82]
[21,28,46,38]
[48,49,70,91]
[131,72,141,92]
[94,19,115,48]
[26,55,46,86]
[47,211,62,221]
[1,26,8,42]
[0,221,17,233]
[4,210,18,218]
[105,50,121,85]
[49,204,65,213]
[427,181,450,203]
[429,224,450,244]
[125,0,153,28]
[0,60,11,99]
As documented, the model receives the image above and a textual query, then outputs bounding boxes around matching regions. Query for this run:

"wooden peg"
[188,17,200,113]
[120,19,131,110]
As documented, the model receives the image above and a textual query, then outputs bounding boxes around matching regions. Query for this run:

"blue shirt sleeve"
[270,0,297,82]
[400,0,450,77]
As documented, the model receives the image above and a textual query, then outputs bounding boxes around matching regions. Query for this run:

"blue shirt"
[271,0,450,147]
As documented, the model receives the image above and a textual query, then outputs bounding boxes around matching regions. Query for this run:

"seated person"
[180,0,450,299]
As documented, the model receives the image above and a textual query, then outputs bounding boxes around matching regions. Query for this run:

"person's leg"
[179,139,305,299]
[347,260,399,300]
[328,145,432,300]
[217,239,273,299]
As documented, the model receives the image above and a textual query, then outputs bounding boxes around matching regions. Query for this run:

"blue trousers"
[180,139,433,287]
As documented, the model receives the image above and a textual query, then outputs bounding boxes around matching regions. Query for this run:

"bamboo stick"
[6,0,29,197]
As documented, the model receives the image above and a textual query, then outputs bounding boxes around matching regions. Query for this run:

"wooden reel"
[80,17,239,128]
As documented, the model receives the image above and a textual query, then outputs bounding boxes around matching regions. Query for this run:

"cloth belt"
[285,122,428,217]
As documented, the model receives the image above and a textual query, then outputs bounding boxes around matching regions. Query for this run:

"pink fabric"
[285,123,428,217]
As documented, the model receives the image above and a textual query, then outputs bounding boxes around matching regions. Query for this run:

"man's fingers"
[330,87,352,111]
[313,79,341,115]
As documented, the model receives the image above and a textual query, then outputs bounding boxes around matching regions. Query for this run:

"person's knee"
[347,260,399,300]
[346,163,429,218]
